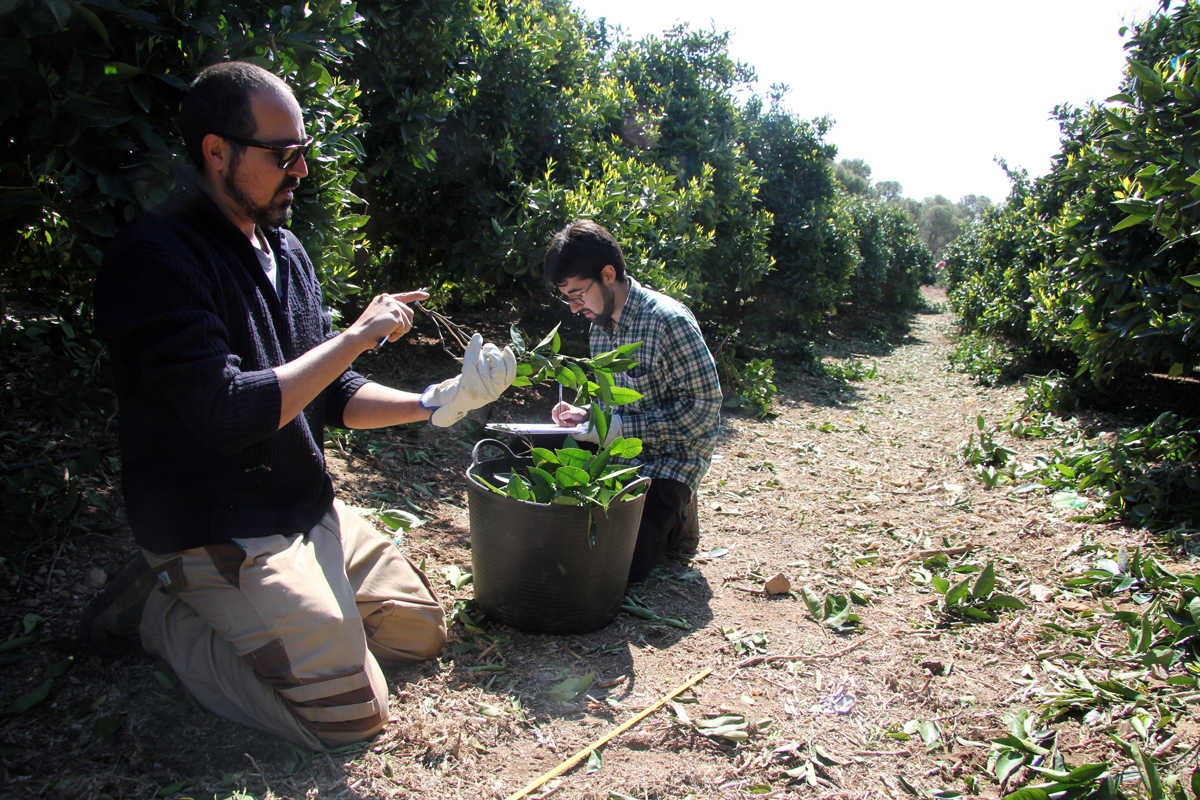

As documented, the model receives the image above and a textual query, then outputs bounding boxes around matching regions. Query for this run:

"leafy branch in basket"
[471,324,648,511]
[471,438,646,510]
[508,322,642,443]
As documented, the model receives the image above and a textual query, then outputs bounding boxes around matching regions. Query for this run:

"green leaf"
[992,751,1025,784]
[590,403,608,444]
[1129,744,1164,800]
[1128,59,1163,90]
[593,486,615,509]
[1180,273,1200,288]
[988,594,1028,610]
[972,562,995,600]
[594,369,615,404]
[608,438,643,458]
[527,467,556,501]
[591,342,642,367]
[532,324,560,353]
[607,386,643,406]
[548,672,594,703]
[1111,212,1152,232]
[471,474,506,496]
[554,465,591,487]
[509,325,527,355]
[568,362,586,388]
[596,465,640,484]
[1113,197,1155,215]
[378,508,424,532]
[586,452,611,481]
[1002,790,1050,800]
[695,713,749,741]
[960,607,996,622]
[945,577,971,606]
[823,594,858,630]
[103,61,144,80]
[506,472,533,501]
[801,587,823,619]
[1063,764,1108,783]
[555,448,592,469]
[555,365,577,388]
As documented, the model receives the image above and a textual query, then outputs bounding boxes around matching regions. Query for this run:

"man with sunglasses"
[86,61,516,750]
[544,219,722,583]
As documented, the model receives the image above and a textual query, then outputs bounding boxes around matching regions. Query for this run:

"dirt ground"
[2,287,1194,799]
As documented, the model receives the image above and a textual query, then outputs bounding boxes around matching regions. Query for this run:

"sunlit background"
[572,0,1165,203]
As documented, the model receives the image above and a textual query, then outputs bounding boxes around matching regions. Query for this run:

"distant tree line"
[832,158,994,262]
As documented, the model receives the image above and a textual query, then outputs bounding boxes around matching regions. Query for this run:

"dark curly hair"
[542,219,627,287]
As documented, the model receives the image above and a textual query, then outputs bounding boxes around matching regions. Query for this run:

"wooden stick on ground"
[504,667,713,800]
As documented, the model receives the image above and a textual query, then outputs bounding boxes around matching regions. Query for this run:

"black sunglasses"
[217,133,314,170]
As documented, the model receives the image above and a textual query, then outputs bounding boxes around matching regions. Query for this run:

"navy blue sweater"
[95,187,367,554]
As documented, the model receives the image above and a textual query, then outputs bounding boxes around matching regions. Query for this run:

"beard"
[592,282,618,330]
[223,151,299,229]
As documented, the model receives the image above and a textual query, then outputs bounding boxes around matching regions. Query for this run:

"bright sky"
[571,0,1166,204]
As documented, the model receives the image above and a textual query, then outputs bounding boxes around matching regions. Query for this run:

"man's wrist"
[341,326,377,356]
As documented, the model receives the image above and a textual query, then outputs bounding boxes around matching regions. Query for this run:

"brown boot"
[78,553,157,655]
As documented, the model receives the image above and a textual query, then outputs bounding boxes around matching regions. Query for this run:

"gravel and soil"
[1,287,1194,799]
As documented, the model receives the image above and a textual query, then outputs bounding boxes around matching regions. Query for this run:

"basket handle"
[470,437,518,468]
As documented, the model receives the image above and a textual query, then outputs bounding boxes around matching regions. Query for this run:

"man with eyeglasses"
[544,219,722,583]
[86,61,516,750]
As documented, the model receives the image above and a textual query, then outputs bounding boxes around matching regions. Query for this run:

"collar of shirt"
[608,276,644,334]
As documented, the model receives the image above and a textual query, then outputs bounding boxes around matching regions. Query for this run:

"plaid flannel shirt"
[590,277,722,491]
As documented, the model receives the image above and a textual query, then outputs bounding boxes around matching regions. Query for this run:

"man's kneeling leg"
[140,520,395,749]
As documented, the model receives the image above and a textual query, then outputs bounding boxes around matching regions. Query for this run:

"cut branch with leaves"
[470,324,648,511]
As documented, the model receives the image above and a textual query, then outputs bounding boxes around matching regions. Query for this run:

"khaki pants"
[139,499,446,750]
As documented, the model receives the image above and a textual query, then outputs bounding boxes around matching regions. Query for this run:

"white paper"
[484,422,587,436]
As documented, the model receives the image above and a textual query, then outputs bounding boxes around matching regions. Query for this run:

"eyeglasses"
[217,133,314,170]
[557,278,596,307]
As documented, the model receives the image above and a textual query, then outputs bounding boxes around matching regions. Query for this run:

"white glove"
[421,333,517,426]
[575,411,622,447]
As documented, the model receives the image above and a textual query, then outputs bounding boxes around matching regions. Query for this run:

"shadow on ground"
[439,560,714,723]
